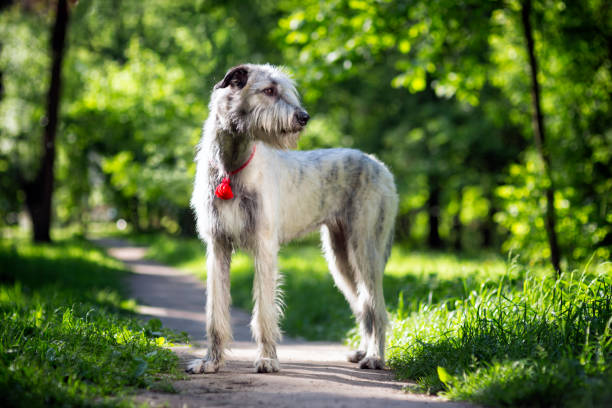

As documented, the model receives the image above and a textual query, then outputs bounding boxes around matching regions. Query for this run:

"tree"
[519,0,561,273]
[18,0,69,242]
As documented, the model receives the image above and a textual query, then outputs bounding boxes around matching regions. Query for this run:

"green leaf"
[133,358,148,378]
[398,39,411,54]
[437,366,452,386]
[146,318,163,332]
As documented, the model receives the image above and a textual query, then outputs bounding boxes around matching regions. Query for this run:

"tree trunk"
[395,212,412,242]
[25,0,69,242]
[178,206,197,237]
[129,197,141,232]
[427,176,443,249]
[452,190,463,251]
[520,0,562,274]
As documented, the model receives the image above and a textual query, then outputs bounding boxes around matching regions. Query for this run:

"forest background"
[1,0,610,272]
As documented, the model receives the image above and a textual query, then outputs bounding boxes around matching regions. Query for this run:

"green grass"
[361,261,612,407]
[122,231,612,406]
[0,238,183,407]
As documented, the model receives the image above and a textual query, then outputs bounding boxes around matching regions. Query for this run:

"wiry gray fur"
[187,64,398,374]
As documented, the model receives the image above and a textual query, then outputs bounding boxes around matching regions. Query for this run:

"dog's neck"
[211,129,254,175]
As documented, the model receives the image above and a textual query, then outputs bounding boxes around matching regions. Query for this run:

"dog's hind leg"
[355,189,397,370]
[250,242,282,373]
[186,236,233,374]
[321,222,366,363]
[350,239,388,370]
[346,198,393,370]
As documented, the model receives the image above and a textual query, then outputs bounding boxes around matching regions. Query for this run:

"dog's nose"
[296,111,310,126]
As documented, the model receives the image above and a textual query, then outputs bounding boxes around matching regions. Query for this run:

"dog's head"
[210,64,309,149]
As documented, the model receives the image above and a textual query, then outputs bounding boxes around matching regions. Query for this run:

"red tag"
[215,177,234,200]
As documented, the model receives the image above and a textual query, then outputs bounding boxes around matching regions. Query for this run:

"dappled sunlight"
[386,247,507,280]
[279,246,329,276]
[136,304,204,323]
[231,251,254,275]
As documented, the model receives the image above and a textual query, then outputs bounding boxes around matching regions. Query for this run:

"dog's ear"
[214,66,249,90]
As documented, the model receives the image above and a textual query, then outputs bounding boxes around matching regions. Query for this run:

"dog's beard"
[253,129,301,149]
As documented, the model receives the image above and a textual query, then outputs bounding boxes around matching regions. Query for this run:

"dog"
[187,64,398,374]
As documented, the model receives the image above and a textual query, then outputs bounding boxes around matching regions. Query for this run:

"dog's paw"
[186,358,205,374]
[358,356,385,370]
[185,358,220,374]
[254,358,280,373]
[347,350,366,363]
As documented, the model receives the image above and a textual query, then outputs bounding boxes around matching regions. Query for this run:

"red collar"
[228,144,257,176]
[214,144,256,200]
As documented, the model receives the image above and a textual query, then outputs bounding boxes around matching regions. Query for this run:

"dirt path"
[94,238,471,408]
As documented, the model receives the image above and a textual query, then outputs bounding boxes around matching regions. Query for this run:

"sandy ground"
[94,238,472,408]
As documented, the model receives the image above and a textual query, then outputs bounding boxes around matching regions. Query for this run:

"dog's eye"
[262,87,276,97]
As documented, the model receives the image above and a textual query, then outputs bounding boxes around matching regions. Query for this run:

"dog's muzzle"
[295,110,310,127]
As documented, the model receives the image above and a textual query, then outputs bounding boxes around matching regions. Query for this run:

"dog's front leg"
[186,236,232,374]
[251,244,282,373]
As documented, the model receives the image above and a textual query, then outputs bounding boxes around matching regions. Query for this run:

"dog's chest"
[211,187,258,245]
[214,199,243,236]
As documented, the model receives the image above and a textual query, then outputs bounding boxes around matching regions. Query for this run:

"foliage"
[0,239,181,407]
[276,0,611,265]
[496,151,611,267]
[1,0,609,267]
